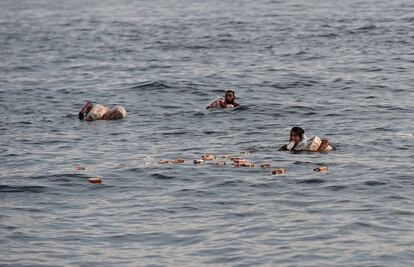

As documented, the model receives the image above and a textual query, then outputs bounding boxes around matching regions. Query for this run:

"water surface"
[1,0,413,266]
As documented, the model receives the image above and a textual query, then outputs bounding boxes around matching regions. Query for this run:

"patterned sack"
[85,104,109,121]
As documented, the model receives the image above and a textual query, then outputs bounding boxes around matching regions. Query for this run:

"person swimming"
[279,127,333,152]
[78,101,127,121]
[207,90,240,109]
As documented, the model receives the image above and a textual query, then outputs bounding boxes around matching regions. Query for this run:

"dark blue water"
[1,0,413,266]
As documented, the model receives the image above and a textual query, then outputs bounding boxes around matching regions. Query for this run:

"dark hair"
[290,127,305,137]
[79,112,84,120]
[225,90,235,96]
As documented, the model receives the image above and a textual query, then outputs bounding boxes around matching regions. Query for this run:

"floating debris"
[221,155,231,159]
[193,159,205,165]
[314,166,328,173]
[272,168,287,175]
[233,158,248,166]
[240,162,256,168]
[214,161,226,166]
[202,154,216,161]
[233,159,256,168]
[88,178,102,184]
[143,156,155,165]
[75,165,86,171]
[158,158,185,164]
[172,158,185,164]
[240,151,252,155]
[260,163,272,169]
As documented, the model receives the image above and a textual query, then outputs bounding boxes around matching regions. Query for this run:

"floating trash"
[75,165,86,171]
[314,166,328,173]
[232,158,248,165]
[272,168,287,175]
[88,178,102,184]
[202,154,216,161]
[172,158,185,164]
[234,160,255,168]
[240,151,251,155]
[143,156,156,165]
[193,159,205,165]
[260,163,272,169]
[214,161,226,166]
[240,162,256,168]
[158,158,185,164]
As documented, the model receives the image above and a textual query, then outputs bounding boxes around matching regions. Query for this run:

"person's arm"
[278,144,288,151]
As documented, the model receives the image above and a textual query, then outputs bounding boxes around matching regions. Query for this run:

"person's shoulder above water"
[278,126,334,152]
[206,89,240,109]
[78,101,127,121]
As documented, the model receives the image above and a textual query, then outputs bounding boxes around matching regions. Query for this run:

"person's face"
[290,134,303,143]
[225,92,235,103]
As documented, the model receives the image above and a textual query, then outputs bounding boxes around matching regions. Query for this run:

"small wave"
[128,81,171,91]
[364,181,387,186]
[355,24,377,31]
[150,173,175,180]
[396,133,413,139]
[161,131,188,136]
[297,178,325,184]
[216,180,245,187]
[324,185,347,191]
[0,184,48,193]
[317,33,339,38]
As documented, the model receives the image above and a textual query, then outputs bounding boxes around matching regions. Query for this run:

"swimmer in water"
[279,127,333,152]
[78,101,127,121]
[207,90,240,109]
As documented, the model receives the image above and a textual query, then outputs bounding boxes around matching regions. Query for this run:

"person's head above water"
[290,127,305,144]
[224,90,236,104]
[79,101,93,120]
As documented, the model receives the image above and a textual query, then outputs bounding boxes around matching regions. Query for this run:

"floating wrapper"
[193,159,205,165]
[233,159,248,165]
[272,168,287,175]
[241,162,256,168]
[172,158,185,164]
[159,158,185,164]
[234,160,255,168]
[88,178,102,184]
[314,166,328,173]
[260,163,271,168]
[202,154,216,161]
[75,165,86,171]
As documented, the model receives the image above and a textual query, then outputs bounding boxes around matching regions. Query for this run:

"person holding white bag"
[279,127,333,152]
[78,101,127,121]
